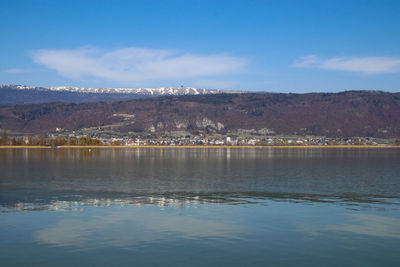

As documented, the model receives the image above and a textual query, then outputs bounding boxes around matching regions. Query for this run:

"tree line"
[0,131,108,146]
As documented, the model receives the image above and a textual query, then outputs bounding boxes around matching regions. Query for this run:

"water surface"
[1,148,400,266]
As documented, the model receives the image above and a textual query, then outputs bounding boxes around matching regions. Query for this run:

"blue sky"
[1,0,399,92]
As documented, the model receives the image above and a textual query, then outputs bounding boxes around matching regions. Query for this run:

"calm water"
[1,148,400,266]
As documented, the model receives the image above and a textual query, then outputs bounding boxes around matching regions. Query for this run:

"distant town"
[1,130,399,147]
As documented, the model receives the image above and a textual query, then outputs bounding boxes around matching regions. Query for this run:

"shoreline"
[1,145,399,149]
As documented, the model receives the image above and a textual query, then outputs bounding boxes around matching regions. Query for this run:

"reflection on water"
[1,148,400,266]
[2,192,400,214]
[297,213,400,239]
[327,214,400,238]
[34,207,242,248]
[1,147,400,210]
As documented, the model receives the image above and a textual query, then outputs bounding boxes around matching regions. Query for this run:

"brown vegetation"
[0,91,400,138]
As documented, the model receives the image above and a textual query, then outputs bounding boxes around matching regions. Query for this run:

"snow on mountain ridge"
[1,85,241,95]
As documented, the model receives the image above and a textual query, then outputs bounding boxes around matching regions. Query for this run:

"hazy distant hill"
[0,85,239,104]
[0,91,400,138]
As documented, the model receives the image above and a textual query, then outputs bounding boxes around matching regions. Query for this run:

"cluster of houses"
[87,135,383,146]
[7,130,394,146]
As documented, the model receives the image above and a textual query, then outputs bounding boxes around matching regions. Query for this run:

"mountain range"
[0,89,399,138]
[0,85,239,104]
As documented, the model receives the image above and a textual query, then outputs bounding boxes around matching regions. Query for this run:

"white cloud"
[290,55,319,68]
[321,57,400,74]
[32,47,246,85]
[4,68,45,73]
[292,55,400,74]
[191,79,241,89]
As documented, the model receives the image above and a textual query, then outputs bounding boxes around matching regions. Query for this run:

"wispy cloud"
[4,68,45,73]
[291,55,400,74]
[290,55,319,68]
[321,57,400,74]
[191,79,241,89]
[32,47,246,86]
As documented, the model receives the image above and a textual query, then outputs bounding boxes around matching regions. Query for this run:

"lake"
[1,147,400,266]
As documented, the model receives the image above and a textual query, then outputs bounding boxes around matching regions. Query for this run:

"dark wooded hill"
[0,91,399,138]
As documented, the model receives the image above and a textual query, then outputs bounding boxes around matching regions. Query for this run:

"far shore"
[1,145,399,149]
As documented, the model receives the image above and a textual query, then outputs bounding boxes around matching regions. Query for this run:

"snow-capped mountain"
[4,85,239,95]
[0,85,243,104]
